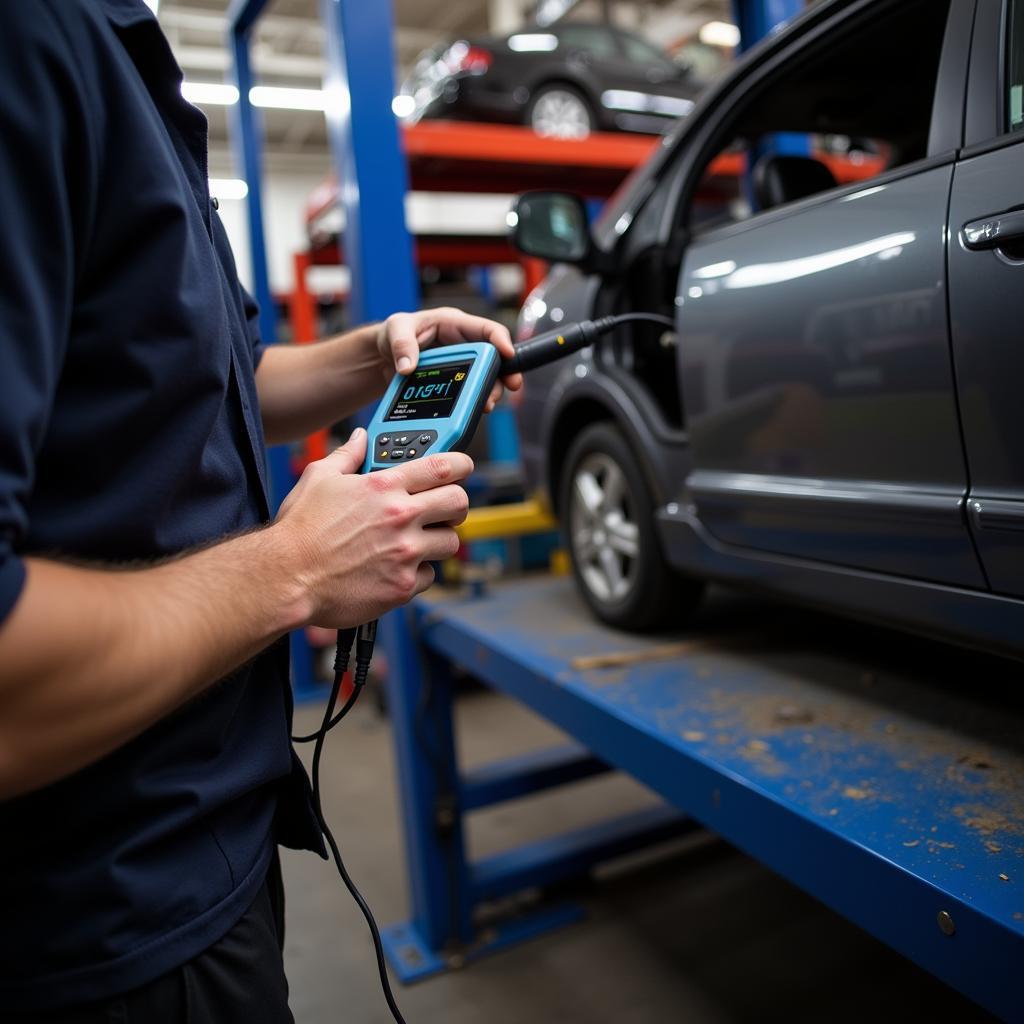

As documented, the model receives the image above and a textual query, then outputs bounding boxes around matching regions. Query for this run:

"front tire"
[560,422,704,631]
[527,85,593,139]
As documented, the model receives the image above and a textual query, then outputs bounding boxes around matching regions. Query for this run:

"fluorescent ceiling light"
[699,21,741,48]
[181,82,330,112]
[249,86,326,111]
[182,82,239,105]
[392,94,416,118]
[508,33,558,52]
[209,178,249,201]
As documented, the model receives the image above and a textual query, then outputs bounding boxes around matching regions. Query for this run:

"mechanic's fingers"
[395,452,474,495]
[321,427,367,474]
[387,312,421,374]
[417,483,470,527]
[434,309,517,362]
[485,381,505,412]
[419,526,462,563]
[412,561,437,597]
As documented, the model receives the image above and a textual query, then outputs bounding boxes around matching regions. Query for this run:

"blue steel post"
[318,0,419,326]
[731,0,803,47]
[378,610,472,968]
[317,0,474,970]
[227,2,316,700]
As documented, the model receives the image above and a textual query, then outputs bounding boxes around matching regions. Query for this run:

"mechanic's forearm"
[0,526,310,799]
[256,324,387,444]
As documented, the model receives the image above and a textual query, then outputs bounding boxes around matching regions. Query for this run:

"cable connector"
[353,618,378,691]
[333,626,358,678]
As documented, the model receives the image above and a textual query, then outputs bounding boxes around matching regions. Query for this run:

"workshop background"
[149,0,1021,1020]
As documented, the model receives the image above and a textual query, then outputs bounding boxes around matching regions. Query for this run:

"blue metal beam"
[318,0,419,326]
[460,743,609,811]
[471,804,699,902]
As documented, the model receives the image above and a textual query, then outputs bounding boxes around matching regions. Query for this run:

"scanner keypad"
[376,430,436,462]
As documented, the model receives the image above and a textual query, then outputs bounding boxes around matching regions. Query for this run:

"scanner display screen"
[385,360,473,422]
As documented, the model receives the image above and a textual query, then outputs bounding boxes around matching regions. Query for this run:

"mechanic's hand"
[376,307,524,412]
[274,427,472,627]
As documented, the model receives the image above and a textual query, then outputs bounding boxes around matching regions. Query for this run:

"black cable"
[305,663,405,1024]
[292,626,357,743]
[609,311,676,331]
[307,621,407,1024]
[292,686,360,743]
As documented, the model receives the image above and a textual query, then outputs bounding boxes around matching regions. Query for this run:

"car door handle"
[961,209,1024,251]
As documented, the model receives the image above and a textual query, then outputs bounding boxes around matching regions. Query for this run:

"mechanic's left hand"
[376,307,523,413]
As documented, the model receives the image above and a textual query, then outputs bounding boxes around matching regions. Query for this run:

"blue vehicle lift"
[386,577,1024,1021]
[218,1,1024,1021]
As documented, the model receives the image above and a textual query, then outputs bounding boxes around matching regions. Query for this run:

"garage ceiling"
[156,0,732,159]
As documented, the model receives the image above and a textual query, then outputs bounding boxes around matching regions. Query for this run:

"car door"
[947,0,1024,596]
[672,0,986,588]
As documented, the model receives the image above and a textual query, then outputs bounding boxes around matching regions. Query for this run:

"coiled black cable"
[305,621,407,1024]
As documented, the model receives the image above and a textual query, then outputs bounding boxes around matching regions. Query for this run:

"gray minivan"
[510,0,1024,656]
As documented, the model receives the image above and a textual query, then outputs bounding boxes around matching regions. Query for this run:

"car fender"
[541,363,689,515]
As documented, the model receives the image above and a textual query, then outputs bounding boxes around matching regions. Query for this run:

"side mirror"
[510,191,592,265]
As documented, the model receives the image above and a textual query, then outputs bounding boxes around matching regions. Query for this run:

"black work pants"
[11,853,293,1024]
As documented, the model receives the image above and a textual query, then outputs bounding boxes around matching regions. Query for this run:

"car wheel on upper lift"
[560,422,704,631]
[527,84,593,139]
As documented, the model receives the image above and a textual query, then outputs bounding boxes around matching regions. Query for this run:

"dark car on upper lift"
[508,0,1024,658]
[395,22,702,139]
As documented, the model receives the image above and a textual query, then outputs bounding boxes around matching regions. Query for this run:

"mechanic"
[0,2,521,1021]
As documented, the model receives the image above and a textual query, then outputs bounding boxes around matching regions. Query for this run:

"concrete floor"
[283,685,995,1024]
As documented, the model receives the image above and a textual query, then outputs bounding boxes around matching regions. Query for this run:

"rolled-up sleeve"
[0,4,86,625]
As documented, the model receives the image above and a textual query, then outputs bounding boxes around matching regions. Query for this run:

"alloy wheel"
[530,89,592,139]
[569,451,640,602]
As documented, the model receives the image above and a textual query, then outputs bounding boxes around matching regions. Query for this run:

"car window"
[557,25,618,59]
[618,32,673,69]
[686,0,951,233]
[1008,0,1024,132]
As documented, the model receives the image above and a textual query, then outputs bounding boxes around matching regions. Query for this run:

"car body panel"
[675,162,984,587]
[948,149,1024,596]
[655,502,1024,660]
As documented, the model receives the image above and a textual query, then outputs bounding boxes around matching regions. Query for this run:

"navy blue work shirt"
[0,1,324,1010]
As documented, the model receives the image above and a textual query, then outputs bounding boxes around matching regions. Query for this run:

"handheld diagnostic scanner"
[363,342,501,472]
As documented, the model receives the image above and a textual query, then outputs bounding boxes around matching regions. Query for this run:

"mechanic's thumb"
[392,338,420,375]
[324,426,367,475]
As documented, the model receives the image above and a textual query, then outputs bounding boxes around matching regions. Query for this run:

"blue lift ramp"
[382,576,1024,1022]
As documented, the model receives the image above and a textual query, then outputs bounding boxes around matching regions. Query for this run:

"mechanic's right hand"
[272,427,472,627]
